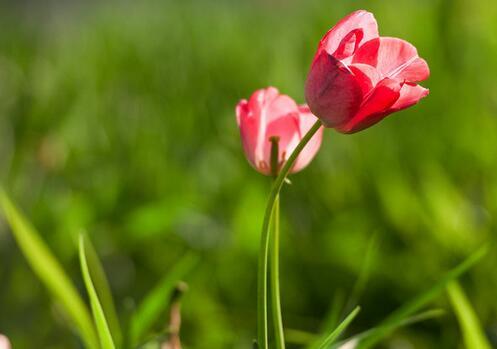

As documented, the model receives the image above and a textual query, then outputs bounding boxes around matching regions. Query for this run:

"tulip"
[236,87,323,175]
[305,10,430,133]
[0,335,11,349]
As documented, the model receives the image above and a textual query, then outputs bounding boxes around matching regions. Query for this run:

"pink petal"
[319,10,378,59]
[388,82,429,112]
[262,112,301,175]
[305,52,363,127]
[352,37,430,82]
[0,335,11,349]
[236,99,248,126]
[247,87,299,125]
[237,99,259,167]
[337,78,402,133]
[266,93,299,124]
[292,106,324,173]
[246,87,278,120]
[398,57,430,82]
[348,63,382,96]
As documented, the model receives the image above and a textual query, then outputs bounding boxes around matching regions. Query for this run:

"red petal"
[305,52,363,127]
[353,37,430,82]
[319,10,378,59]
[398,57,430,82]
[336,78,402,133]
[388,82,429,112]
[348,63,381,96]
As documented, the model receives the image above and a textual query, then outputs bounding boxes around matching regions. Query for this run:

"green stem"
[257,120,322,349]
[270,195,285,349]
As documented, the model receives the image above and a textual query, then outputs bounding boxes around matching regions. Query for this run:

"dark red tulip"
[305,10,430,133]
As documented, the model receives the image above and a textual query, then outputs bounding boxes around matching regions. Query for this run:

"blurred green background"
[1,0,497,348]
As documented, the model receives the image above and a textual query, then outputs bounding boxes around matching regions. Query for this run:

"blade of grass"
[0,189,99,349]
[309,235,378,349]
[356,246,488,349]
[332,309,445,349]
[79,235,116,349]
[307,290,346,349]
[447,281,491,349]
[130,253,198,346]
[82,233,123,347]
[315,306,360,349]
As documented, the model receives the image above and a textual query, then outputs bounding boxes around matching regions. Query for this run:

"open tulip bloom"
[236,10,430,349]
[306,10,430,133]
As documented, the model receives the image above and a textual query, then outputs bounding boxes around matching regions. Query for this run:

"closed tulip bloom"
[0,335,11,349]
[236,87,323,175]
[305,10,430,133]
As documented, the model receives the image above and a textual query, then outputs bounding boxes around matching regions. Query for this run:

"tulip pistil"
[269,136,280,177]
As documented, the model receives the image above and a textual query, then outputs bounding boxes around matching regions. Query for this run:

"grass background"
[1,0,497,347]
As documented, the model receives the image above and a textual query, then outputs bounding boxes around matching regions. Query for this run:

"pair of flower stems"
[257,120,323,349]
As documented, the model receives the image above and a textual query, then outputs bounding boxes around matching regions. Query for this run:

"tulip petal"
[237,99,259,167]
[388,82,429,112]
[246,87,278,122]
[236,99,248,126]
[263,112,300,174]
[266,93,300,124]
[292,106,324,173]
[398,57,430,82]
[320,10,378,59]
[348,63,382,96]
[0,335,11,349]
[247,87,299,125]
[305,52,363,128]
[337,78,402,133]
[353,37,430,82]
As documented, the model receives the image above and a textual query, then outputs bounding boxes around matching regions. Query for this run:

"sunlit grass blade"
[0,189,99,349]
[355,246,487,349]
[82,233,123,347]
[308,235,378,349]
[79,235,116,349]
[447,281,491,349]
[333,309,445,349]
[130,253,198,346]
[307,291,345,349]
[313,306,360,349]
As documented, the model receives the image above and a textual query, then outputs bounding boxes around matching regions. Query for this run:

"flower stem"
[269,135,284,348]
[270,194,285,349]
[257,120,322,349]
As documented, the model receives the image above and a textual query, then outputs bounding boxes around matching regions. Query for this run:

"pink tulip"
[0,335,11,349]
[236,87,323,175]
[305,10,430,133]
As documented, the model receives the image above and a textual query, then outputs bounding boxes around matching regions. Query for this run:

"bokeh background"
[1,0,497,348]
